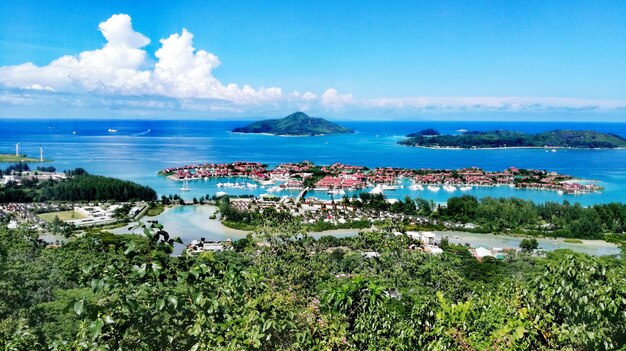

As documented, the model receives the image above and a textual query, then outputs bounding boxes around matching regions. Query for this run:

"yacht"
[180,179,190,191]
[409,183,424,191]
[427,185,440,192]
[382,184,399,190]
[369,184,384,195]
[328,189,346,195]
[107,128,118,133]
[443,185,456,192]
[459,186,473,191]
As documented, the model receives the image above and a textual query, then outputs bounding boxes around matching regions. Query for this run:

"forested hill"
[40,174,156,202]
[399,129,626,149]
[0,168,157,202]
[232,112,354,136]
[1,223,626,349]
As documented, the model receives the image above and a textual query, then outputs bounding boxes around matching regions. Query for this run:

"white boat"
[443,185,456,192]
[72,131,77,135]
[409,184,424,191]
[328,189,346,195]
[557,190,564,195]
[180,179,190,191]
[217,182,224,187]
[369,184,384,195]
[246,183,258,188]
[382,184,399,190]
[457,129,468,133]
[427,185,440,192]
[551,149,557,152]
[259,180,275,185]
[107,128,118,133]
[267,186,282,193]
[459,186,473,191]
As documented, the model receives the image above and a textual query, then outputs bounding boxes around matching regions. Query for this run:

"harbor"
[159,161,602,201]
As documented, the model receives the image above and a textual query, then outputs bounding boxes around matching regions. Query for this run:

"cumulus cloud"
[321,88,353,110]
[0,14,285,104]
[1,13,625,117]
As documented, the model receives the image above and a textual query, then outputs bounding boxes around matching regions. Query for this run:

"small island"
[0,153,51,163]
[399,129,626,149]
[232,111,354,136]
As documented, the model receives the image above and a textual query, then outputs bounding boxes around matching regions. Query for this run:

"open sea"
[1,119,626,206]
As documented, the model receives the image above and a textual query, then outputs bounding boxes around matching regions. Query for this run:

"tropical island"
[399,129,626,149]
[232,111,354,136]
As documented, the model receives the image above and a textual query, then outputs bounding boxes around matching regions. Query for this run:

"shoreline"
[404,145,626,151]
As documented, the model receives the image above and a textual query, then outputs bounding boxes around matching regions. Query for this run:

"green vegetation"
[439,195,626,239]
[146,204,165,217]
[2,218,626,350]
[0,153,50,162]
[564,238,584,244]
[217,192,626,242]
[232,111,354,136]
[400,129,626,148]
[38,210,86,223]
[519,238,539,252]
[0,167,157,203]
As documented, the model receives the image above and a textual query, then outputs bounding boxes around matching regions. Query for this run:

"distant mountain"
[399,129,626,149]
[232,112,354,136]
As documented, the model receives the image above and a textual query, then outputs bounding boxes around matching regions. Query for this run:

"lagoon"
[114,204,621,256]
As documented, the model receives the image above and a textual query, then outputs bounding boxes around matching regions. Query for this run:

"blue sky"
[1,0,626,120]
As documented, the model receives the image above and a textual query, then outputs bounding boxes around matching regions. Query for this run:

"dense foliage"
[440,195,626,239]
[39,174,156,202]
[0,168,156,203]
[232,111,354,136]
[1,222,626,350]
[400,129,626,148]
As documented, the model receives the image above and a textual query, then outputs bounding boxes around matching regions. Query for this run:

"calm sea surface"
[1,119,626,206]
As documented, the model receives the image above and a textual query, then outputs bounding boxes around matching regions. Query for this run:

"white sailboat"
[180,179,191,191]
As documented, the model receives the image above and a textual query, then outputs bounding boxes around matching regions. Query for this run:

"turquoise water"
[1,119,626,205]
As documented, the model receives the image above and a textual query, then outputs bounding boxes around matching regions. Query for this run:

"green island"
[232,111,354,136]
[399,129,626,149]
[0,153,51,162]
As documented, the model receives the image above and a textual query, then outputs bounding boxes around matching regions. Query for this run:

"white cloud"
[1,13,626,118]
[320,88,353,110]
[0,14,285,104]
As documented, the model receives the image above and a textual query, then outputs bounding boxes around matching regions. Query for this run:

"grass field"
[146,204,165,217]
[38,210,86,223]
[0,154,51,162]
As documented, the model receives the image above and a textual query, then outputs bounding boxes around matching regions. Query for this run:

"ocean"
[1,119,626,206]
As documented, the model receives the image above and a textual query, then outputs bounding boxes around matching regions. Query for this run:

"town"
[160,161,601,195]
